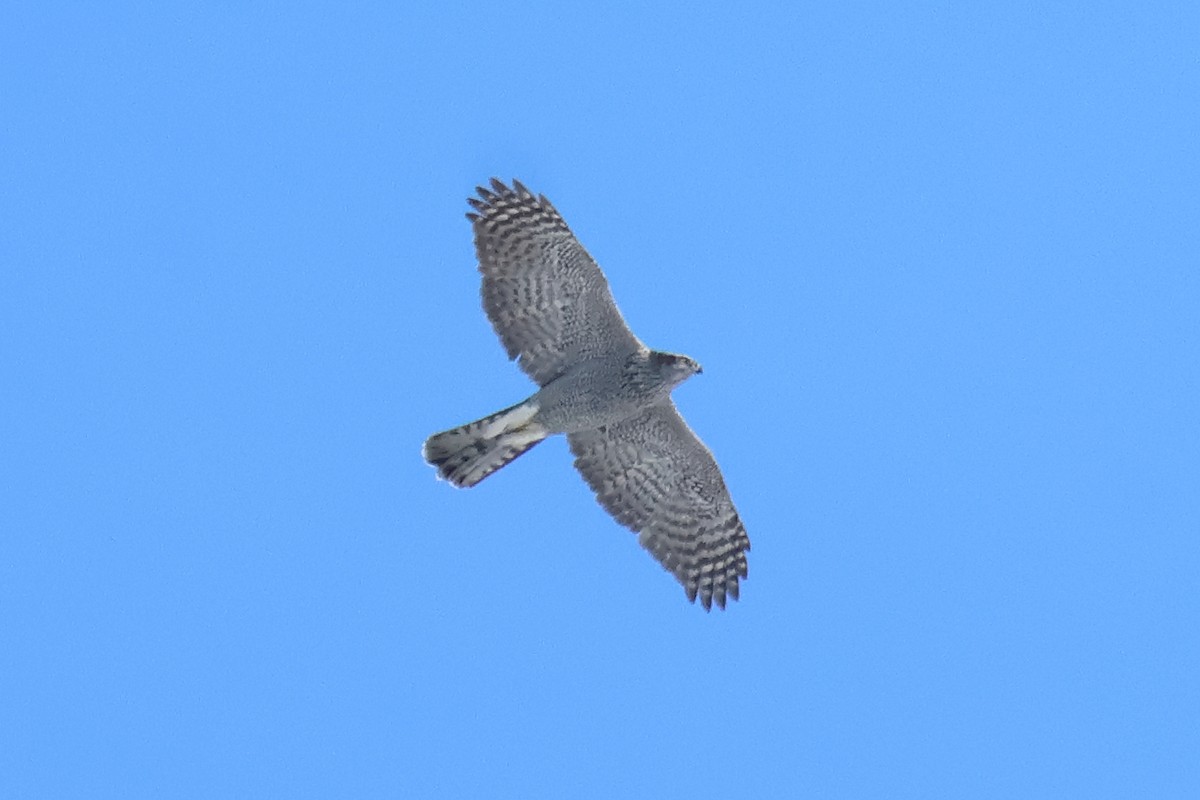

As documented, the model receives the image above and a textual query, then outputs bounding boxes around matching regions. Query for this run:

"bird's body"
[532,350,697,434]
[423,179,750,610]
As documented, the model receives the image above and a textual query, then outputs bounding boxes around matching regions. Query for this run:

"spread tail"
[422,400,547,488]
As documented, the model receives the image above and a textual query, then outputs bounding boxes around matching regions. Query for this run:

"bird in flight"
[423,179,750,610]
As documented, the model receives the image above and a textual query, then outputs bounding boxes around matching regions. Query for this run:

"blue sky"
[3,2,1198,797]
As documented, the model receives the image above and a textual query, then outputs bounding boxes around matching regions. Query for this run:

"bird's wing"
[568,400,750,610]
[468,179,643,386]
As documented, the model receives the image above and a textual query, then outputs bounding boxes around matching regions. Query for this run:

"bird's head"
[649,351,703,388]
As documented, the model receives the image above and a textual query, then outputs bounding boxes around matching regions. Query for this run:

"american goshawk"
[423,179,750,610]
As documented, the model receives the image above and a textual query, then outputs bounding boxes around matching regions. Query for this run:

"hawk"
[423,179,750,610]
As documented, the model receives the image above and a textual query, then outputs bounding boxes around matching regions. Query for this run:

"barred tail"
[422,400,547,488]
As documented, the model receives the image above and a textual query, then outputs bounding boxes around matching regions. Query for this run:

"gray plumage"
[423,179,750,610]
